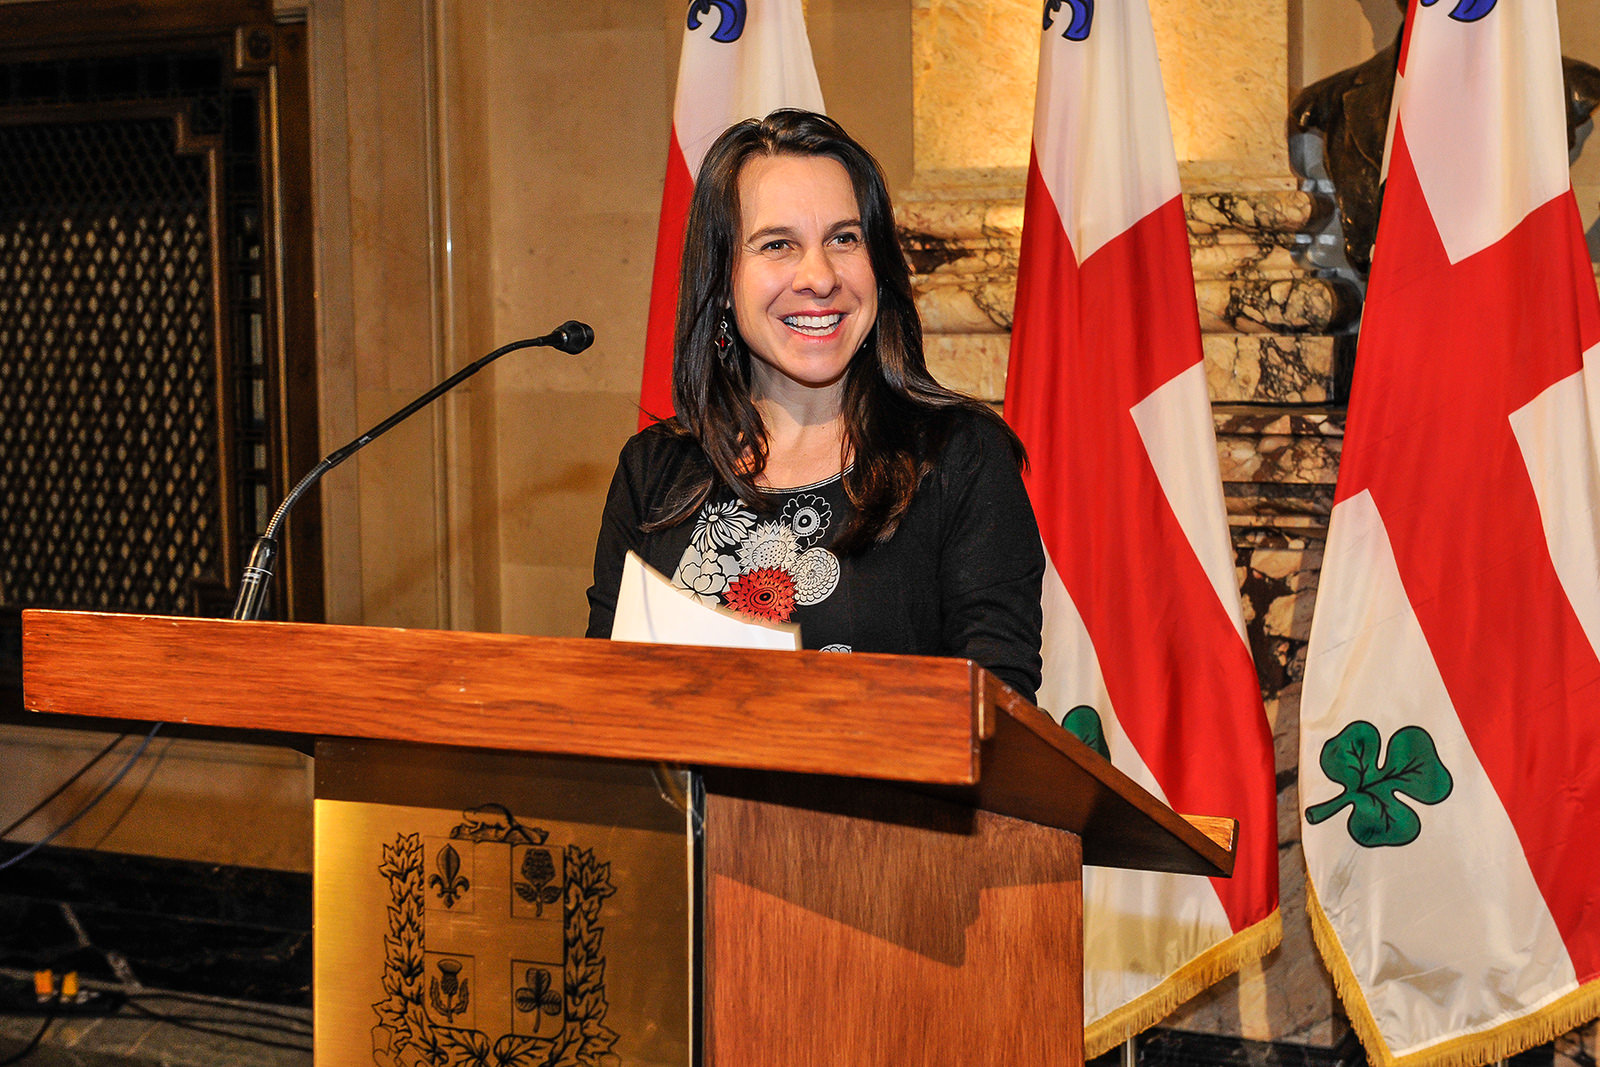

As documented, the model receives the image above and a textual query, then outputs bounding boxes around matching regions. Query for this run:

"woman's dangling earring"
[715,312,737,367]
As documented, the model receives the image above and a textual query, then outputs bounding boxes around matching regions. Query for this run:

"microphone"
[546,320,594,354]
[231,321,595,621]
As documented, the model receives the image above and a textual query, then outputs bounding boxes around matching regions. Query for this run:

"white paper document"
[611,551,800,651]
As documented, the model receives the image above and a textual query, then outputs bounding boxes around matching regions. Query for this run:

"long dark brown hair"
[648,108,1022,554]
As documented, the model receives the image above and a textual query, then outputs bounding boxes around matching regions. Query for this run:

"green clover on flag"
[1060,705,1110,760]
[1304,720,1453,847]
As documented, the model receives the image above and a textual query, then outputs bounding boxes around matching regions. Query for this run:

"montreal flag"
[1005,0,1280,1053]
[637,0,824,427]
[1300,2,1600,1066]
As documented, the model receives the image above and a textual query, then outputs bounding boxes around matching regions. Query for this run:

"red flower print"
[723,568,797,622]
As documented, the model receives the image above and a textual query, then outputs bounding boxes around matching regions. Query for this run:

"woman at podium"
[587,109,1044,702]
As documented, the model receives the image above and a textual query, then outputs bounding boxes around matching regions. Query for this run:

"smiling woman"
[732,153,878,418]
[585,110,1045,702]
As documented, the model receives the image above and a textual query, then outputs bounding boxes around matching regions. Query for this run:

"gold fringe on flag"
[1306,880,1600,1067]
[1084,910,1283,1058]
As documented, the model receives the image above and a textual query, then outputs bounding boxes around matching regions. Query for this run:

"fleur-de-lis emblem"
[687,0,746,43]
[1043,0,1093,41]
[1418,0,1496,22]
[427,843,469,908]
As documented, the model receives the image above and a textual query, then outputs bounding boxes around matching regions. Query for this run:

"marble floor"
[0,975,310,1066]
[0,842,310,1065]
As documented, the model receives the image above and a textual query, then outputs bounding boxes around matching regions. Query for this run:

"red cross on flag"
[1300,2,1600,1065]
[1004,1,1281,1052]
[637,0,824,427]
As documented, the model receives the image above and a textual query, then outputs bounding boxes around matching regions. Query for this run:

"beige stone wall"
[910,0,1291,185]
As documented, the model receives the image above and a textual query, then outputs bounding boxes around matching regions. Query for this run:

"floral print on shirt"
[671,492,841,624]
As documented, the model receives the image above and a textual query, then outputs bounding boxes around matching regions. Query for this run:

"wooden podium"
[22,610,1235,1067]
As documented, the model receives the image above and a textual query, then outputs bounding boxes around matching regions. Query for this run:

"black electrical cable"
[0,723,162,873]
[0,733,129,841]
[123,1004,310,1037]
[127,991,311,1028]
[0,990,59,1065]
[122,1000,311,1052]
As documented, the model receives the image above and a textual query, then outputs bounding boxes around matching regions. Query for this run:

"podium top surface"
[21,610,1235,876]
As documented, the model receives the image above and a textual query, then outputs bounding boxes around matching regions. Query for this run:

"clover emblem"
[1304,721,1453,847]
[1060,704,1110,760]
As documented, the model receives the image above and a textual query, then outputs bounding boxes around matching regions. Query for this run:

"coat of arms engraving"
[371,805,618,1066]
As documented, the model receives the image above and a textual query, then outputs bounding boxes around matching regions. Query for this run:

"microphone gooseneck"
[231,321,595,620]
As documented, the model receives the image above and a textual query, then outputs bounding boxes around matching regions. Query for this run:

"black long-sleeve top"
[585,411,1045,702]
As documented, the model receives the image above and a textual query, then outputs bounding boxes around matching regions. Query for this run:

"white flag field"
[1005,0,1280,1053]
[1299,2,1600,1066]
[637,0,823,426]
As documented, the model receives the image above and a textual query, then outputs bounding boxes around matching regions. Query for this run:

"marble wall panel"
[1556,1021,1600,1067]
[1196,277,1359,335]
[494,389,640,639]
[333,0,452,630]
[914,276,1016,334]
[805,0,917,191]
[1191,243,1303,281]
[1204,336,1336,404]
[1216,410,1341,487]
[926,333,1012,401]
[908,0,1294,183]
[930,334,1339,407]
[1225,491,1334,532]
[1186,190,1324,237]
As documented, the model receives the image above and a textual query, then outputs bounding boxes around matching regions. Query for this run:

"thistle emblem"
[428,958,470,1022]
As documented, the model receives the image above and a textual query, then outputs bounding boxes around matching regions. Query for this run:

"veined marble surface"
[1203,336,1337,404]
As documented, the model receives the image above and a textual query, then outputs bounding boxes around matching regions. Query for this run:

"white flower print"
[690,500,758,554]
[737,520,800,573]
[671,491,844,623]
[790,546,840,605]
[781,493,832,546]
[672,545,740,605]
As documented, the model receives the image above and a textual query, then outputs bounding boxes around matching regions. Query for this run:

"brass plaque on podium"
[313,740,694,1067]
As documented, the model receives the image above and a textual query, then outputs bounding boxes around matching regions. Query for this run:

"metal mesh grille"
[0,116,224,614]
